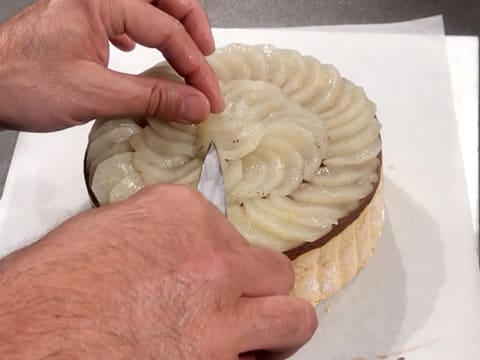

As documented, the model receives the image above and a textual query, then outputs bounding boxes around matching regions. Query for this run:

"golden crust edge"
[290,175,385,305]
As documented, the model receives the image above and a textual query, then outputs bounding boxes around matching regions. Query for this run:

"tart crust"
[290,176,384,305]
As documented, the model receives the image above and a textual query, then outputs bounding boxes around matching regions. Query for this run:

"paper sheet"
[261,14,446,35]
[0,18,479,359]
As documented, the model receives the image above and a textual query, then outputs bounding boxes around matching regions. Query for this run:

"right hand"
[0,185,317,359]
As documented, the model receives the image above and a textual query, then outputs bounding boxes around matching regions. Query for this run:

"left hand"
[0,0,225,131]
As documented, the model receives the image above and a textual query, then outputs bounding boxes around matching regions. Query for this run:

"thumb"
[110,34,136,52]
[74,62,211,124]
[232,296,317,355]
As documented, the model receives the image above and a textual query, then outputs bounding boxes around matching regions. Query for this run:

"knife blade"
[197,142,226,215]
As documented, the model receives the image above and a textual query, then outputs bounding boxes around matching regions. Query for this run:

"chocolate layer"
[284,152,383,260]
[83,151,100,208]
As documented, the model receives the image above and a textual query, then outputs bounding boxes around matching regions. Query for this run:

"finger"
[110,34,136,52]
[118,0,224,113]
[233,296,317,354]
[240,350,298,360]
[153,0,215,55]
[239,354,257,360]
[76,62,210,123]
[233,247,294,296]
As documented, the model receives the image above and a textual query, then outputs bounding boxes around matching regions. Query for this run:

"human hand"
[0,185,317,359]
[0,0,224,131]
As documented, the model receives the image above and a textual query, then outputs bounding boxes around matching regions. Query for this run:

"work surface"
[0,0,480,357]
[1,16,479,358]
[1,0,479,33]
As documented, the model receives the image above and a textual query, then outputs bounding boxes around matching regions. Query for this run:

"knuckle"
[185,53,204,74]
[148,183,202,203]
[273,252,295,291]
[146,81,179,119]
[261,297,317,341]
[291,299,318,340]
[172,185,208,208]
[136,183,170,199]
[251,248,295,293]
[206,250,235,281]
[162,17,185,45]
[256,300,293,338]
[164,185,214,219]
[168,17,184,34]
[231,231,248,247]
[133,184,216,228]
[130,184,199,209]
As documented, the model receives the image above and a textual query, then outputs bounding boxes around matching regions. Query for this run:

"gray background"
[0,0,479,196]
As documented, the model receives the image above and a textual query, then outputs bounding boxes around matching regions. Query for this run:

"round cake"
[85,44,384,305]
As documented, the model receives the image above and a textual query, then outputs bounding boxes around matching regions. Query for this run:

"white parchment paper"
[0,18,478,359]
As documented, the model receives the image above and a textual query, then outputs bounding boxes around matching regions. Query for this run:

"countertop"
[1,0,479,34]
[0,0,479,196]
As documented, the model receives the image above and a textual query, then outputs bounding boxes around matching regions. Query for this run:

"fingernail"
[214,95,225,113]
[180,95,209,123]
[208,32,216,53]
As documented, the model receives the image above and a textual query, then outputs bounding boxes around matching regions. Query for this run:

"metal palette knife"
[196,142,226,215]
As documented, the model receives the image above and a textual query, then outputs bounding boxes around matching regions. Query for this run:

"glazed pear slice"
[278,49,307,96]
[222,159,243,192]
[264,122,322,180]
[228,204,298,252]
[109,173,145,203]
[197,115,265,160]
[245,196,338,230]
[291,181,374,205]
[290,56,329,106]
[221,81,287,122]
[316,80,354,118]
[324,138,382,167]
[310,158,380,187]
[222,80,280,108]
[213,44,270,81]
[129,133,190,170]
[228,153,267,203]
[259,137,304,196]
[321,83,368,126]
[256,45,287,86]
[89,118,140,143]
[328,101,376,141]
[240,45,269,80]
[269,195,353,219]
[147,119,197,144]
[263,109,327,162]
[91,153,137,204]
[175,166,202,187]
[141,127,196,157]
[327,119,382,157]
[141,158,202,185]
[228,147,285,203]
[309,65,343,114]
[243,199,328,245]
[169,122,197,135]
[86,119,141,169]
[88,141,132,182]
[209,52,252,81]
